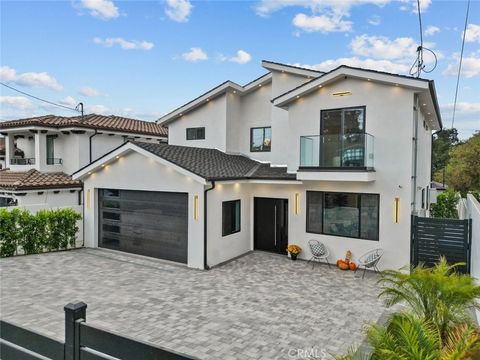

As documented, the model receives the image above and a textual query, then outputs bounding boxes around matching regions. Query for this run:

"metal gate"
[411,216,472,273]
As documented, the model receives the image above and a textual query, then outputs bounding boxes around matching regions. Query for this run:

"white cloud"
[0,66,63,91]
[79,0,120,20]
[464,24,480,43]
[59,96,78,108]
[165,0,192,22]
[443,52,480,78]
[402,0,431,13]
[182,47,208,62]
[88,104,110,114]
[368,15,381,26]
[425,25,440,36]
[229,50,252,64]
[440,102,480,139]
[292,13,352,33]
[0,96,33,110]
[79,86,102,97]
[294,57,410,74]
[93,37,154,50]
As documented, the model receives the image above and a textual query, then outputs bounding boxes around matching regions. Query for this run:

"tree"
[430,189,460,219]
[432,128,460,183]
[444,131,480,195]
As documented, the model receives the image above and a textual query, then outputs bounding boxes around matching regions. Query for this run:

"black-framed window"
[250,127,271,152]
[186,127,205,140]
[46,135,55,165]
[222,200,241,236]
[306,191,379,240]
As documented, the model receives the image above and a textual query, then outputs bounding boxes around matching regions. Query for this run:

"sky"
[0,0,479,139]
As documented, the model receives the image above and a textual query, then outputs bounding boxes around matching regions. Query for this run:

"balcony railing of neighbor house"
[10,157,35,165]
[47,158,63,165]
[299,133,374,170]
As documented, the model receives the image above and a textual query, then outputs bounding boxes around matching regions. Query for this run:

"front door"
[254,197,288,254]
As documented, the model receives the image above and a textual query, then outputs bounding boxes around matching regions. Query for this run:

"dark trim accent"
[250,126,272,152]
[29,130,38,134]
[13,135,24,139]
[222,199,241,237]
[89,130,98,163]
[262,60,324,74]
[306,190,380,241]
[71,130,86,134]
[15,193,27,196]
[204,182,215,270]
[0,132,7,136]
[428,80,443,129]
[61,131,70,135]
[298,167,374,172]
[53,191,60,194]
[40,130,48,134]
[108,133,115,136]
[186,127,205,140]
[37,191,44,195]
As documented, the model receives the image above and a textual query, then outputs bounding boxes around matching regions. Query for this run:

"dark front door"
[254,197,288,254]
[98,189,188,263]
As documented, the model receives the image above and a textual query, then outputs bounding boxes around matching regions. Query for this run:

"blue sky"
[1,0,479,139]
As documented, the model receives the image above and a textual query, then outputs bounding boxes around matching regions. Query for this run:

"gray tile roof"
[135,142,296,181]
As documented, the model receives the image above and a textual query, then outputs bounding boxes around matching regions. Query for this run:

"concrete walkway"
[0,249,386,359]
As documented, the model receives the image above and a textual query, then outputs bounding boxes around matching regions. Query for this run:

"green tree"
[444,132,480,195]
[430,189,460,219]
[432,128,460,183]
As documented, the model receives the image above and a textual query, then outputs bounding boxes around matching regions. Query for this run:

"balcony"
[10,158,36,165]
[298,133,375,182]
[47,158,63,165]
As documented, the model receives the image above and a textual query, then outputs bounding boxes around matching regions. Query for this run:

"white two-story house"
[73,60,441,270]
[0,114,167,208]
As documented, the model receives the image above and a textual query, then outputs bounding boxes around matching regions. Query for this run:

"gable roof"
[0,169,82,191]
[0,114,168,137]
[73,141,296,182]
[261,60,324,77]
[271,65,442,130]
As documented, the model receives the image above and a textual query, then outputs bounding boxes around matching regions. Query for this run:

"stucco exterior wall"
[81,151,205,269]
[168,95,227,150]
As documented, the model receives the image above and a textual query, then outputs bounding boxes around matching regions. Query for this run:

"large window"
[186,127,205,140]
[306,191,379,240]
[222,200,241,236]
[250,127,271,152]
[321,106,365,167]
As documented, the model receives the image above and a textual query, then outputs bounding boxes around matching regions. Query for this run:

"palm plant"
[377,257,480,339]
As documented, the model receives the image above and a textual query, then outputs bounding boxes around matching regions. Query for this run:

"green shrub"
[0,207,82,257]
[430,189,460,219]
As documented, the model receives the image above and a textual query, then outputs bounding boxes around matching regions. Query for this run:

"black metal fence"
[411,215,472,273]
[0,302,197,360]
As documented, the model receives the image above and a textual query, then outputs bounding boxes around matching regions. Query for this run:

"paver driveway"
[0,249,386,359]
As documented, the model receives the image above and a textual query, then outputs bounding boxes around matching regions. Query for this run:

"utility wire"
[451,0,470,129]
[0,82,80,113]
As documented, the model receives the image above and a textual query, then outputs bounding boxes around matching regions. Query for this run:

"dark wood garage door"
[98,189,188,263]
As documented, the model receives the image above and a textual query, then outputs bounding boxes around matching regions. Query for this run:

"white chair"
[356,248,384,279]
[308,240,330,269]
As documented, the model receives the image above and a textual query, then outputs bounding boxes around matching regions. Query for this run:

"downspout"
[89,130,98,163]
[412,95,419,214]
[204,181,215,270]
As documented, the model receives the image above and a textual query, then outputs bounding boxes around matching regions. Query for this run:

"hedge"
[0,208,82,257]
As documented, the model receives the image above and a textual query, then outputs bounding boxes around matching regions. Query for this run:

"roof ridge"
[243,162,262,177]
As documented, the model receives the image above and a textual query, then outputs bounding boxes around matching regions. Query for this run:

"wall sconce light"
[332,91,352,97]
[193,195,199,220]
[394,197,400,223]
[86,189,91,209]
[294,193,300,215]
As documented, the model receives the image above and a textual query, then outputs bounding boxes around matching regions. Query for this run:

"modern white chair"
[308,240,330,269]
[356,248,384,279]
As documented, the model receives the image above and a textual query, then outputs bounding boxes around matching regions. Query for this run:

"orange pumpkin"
[336,259,342,267]
[349,262,357,271]
[338,261,349,270]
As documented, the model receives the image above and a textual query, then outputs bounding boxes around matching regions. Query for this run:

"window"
[320,106,365,167]
[222,200,241,236]
[250,127,271,152]
[46,135,55,165]
[306,191,379,240]
[186,127,205,140]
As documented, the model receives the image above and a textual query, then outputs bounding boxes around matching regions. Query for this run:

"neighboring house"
[73,60,442,271]
[0,114,167,208]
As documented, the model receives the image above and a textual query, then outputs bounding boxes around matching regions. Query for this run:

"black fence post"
[64,302,87,360]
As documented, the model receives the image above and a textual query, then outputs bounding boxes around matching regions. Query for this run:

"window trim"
[186,127,205,140]
[306,190,380,241]
[222,199,241,237]
[250,126,272,152]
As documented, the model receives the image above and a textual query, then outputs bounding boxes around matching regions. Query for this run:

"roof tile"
[0,169,82,191]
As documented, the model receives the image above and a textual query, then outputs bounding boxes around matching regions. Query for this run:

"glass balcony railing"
[47,158,63,165]
[300,133,374,169]
[10,158,35,165]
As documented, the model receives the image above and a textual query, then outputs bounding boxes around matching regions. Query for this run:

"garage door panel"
[99,189,188,263]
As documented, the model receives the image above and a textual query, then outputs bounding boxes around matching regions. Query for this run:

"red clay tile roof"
[0,114,168,137]
[0,169,82,191]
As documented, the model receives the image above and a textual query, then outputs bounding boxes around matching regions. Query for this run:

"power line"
[451,0,470,129]
[0,82,80,113]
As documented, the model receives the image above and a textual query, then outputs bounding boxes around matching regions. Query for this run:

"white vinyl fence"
[466,194,480,323]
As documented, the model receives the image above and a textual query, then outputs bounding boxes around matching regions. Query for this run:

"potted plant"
[287,244,302,260]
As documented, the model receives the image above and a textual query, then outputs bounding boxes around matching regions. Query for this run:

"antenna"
[75,102,84,118]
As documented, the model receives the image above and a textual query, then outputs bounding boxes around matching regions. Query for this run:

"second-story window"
[186,127,205,140]
[250,127,271,152]
[46,135,55,165]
